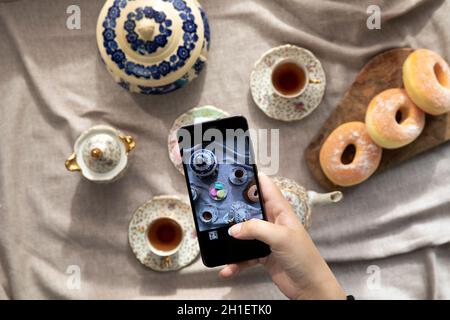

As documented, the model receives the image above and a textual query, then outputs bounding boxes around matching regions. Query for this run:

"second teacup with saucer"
[146,216,184,269]
[251,44,326,121]
[271,58,319,98]
[129,195,200,272]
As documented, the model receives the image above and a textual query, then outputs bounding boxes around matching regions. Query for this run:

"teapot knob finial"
[137,20,155,41]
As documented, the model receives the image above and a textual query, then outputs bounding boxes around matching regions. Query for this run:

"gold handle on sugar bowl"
[119,134,136,154]
[65,153,81,172]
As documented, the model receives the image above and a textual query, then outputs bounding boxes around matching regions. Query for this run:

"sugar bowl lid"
[65,125,136,182]
[97,0,207,88]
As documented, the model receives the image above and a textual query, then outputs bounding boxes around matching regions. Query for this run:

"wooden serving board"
[305,48,450,191]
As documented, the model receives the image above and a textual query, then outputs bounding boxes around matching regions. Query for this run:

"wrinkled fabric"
[0,0,449,299]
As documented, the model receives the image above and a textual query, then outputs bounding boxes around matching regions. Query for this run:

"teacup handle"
[65,153,81,172]
[309,78,321,84]
[161,256,172,269]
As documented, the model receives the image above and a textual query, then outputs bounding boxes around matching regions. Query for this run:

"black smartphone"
[177,116,271,267]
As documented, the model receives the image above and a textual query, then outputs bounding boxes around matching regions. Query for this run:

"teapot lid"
[190,148,218,177]
[74,125,129,181]
[97,0,206,87]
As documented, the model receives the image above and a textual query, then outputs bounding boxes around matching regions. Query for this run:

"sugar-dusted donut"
[320,122,383,187]
[365,88,425,149]
[403,49,450,115]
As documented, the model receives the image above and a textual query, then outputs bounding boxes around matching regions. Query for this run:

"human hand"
[219,174,346,300]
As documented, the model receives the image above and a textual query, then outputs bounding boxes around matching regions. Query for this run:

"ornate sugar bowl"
[65,125,136,183]
[96,0,210,94]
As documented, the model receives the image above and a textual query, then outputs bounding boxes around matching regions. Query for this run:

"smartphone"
[177,116,271,267]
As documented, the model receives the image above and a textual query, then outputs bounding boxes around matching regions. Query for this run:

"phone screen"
[178,116,270,267]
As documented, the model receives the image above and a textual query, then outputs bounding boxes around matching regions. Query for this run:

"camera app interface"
[184,134,263,233]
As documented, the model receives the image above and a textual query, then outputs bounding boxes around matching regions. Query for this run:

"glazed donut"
[403,49,450,115]
[365,88,425,149]
[320,122,382,187]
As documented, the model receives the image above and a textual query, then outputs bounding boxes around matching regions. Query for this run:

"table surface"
[0,0,449,299]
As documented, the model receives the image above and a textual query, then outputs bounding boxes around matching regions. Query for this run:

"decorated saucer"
[128,195,199,272]
[168,105,229,174]
[250,44,326,121]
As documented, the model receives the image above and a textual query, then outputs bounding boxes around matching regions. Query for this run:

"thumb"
[258,173,286,204]
[228,219,286,247]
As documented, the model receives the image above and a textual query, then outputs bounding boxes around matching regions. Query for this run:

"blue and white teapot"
[97,0,210,94]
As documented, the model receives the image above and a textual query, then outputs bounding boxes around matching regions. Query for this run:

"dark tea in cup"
[147,217,183,253]
[271,60,307,98]
[202,211,213,221]
[234,169,244,178]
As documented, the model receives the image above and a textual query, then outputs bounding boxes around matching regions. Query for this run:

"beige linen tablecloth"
[0,0,449,299]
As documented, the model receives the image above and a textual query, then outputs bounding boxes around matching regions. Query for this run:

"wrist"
[296,284,347,300]
[295,275,347,300]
